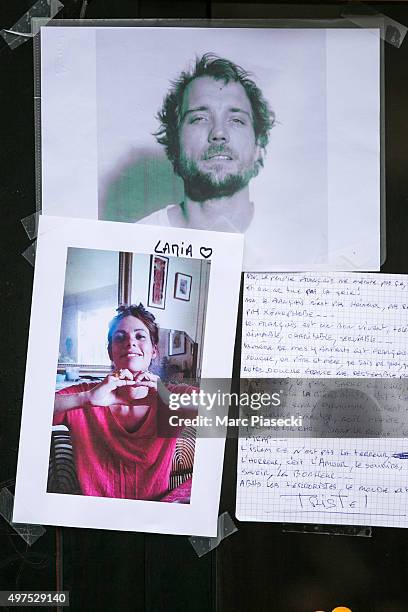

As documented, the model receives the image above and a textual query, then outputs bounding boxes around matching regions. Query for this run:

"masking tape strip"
[79,0,89,20]
[189,512,238,557]
[0,0,63,50]
[0,479,16,490]
[21,212,40,241]
[22,241,37,267]
[341,5,407,48]
[0,488,46,545]
[282,523,372,538]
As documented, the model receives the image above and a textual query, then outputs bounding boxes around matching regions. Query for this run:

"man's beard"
[176,156,259,202]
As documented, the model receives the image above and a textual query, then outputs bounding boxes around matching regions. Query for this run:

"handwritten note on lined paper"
[237,273,408,528]
[237,437,408,528]
[242,273,408,378]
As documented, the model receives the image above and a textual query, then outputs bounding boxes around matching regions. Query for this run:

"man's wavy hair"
[107,303,159,360]
[154,53,275,173]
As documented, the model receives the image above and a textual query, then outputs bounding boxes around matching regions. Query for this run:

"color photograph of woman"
[48,247,211,504]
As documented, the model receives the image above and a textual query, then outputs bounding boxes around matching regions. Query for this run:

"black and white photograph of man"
[41,27,381,270]
[140,53,274,236]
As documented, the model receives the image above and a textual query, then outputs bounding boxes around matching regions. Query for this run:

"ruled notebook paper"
[237,273,408,528]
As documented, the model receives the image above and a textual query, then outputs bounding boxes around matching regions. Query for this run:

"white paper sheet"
[40,26,381,271]
[13,216,243,536]
[237,273,408,528]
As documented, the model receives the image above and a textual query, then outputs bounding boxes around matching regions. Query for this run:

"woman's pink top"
[53,382,193,501]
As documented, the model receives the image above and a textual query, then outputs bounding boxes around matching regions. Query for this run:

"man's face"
[177,76,262,201]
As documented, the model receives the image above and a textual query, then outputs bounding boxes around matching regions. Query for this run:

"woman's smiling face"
[110,316,157,374]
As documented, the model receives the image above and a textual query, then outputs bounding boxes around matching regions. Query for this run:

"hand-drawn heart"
[200,247,213,259]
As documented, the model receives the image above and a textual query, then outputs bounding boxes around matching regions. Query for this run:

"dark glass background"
[1,2,408,611]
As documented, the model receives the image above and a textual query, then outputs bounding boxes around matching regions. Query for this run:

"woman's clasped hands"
[86,369,160,407]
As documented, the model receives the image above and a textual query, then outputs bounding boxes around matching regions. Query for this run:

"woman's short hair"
[107,303,159,358]
[154,53,275,171]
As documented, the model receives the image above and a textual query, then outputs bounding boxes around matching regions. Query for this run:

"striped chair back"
[47,426,81,494]
[47,425,196,495]
[169,426,196,490]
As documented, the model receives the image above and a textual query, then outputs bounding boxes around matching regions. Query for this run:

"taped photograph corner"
[36,20,382,272]
[13,215,244,536]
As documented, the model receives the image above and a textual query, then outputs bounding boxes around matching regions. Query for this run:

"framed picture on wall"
[148,255,168,309]
[174,273,192,301]
[168,330,186,356]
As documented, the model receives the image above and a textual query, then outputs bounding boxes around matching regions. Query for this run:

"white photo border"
[13,216,244,536]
